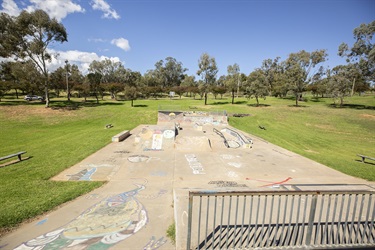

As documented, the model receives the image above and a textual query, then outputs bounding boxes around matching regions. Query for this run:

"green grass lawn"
[0,94,374,234]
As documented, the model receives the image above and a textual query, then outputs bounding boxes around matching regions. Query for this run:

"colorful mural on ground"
[15,182,148,250]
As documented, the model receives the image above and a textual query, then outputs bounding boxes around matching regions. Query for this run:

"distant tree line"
[0,10,374,106]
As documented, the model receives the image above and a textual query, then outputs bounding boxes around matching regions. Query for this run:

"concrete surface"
[1,122,374,250]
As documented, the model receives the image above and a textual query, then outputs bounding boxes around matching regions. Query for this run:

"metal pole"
[65,60,70,101]
[187,192,194,250]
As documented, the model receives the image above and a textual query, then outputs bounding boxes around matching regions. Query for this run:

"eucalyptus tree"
[86,72,102,103]
[4,60,43,97]
[0,10,68,107]
[211,75,227,100]
[225,63,240,104]
[153,57,186,88]
[50,67,66,97]
[246,69,269,106]
[88,59,125,84]
[181,75,197,97]
[0,63,12,101]
[284,49,327,106]
[328,65,353,107]
[197,53,218,105]
[338,21,375,84]
[260,57,281,95]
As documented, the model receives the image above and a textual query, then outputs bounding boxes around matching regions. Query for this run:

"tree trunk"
[44,82,49,108]
[131,99,134,107]
[204,92,207,105]
[350,78,356,97]
[340,97,344,107]
[256,96,259,106]
[95,93,99,104]
[231,90,235,104]
[295,94,299,107]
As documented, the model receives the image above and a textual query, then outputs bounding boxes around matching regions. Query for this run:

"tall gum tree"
[338,21,374,92]
[0,10,68,107]
[197,53,218,105]
[285,49,327,106]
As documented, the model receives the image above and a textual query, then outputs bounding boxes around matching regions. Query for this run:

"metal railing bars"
[186,189,375,249]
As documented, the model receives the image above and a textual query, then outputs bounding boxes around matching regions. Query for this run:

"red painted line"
[260,177,292,187]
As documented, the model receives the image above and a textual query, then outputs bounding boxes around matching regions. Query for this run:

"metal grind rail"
[186,190,375,249]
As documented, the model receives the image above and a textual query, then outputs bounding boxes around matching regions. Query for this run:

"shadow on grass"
[328,103,375,110]
[247,104,271,107]
[287,104,310,108]
[354,159,375,166]
[234,101,247,104]
[310,97,327,103]
[211,101,229,105]
[0,100,126,109]
[133,104,148,108]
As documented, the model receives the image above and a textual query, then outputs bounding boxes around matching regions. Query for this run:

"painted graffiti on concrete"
[185,154,205,174]
[14,183,148,250]
[208,180,247,188]
[67,168,97,181]
[128,155,150,163]
[143,236,167,249]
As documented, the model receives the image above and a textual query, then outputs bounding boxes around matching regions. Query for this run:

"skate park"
[1,109,374,250]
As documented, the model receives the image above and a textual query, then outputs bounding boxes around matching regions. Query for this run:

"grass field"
[0,94,374,234]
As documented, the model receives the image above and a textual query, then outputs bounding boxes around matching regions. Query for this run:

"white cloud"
[91,0,120,20]
[48,49,122,73]
[25,0,85,21]
[111,38,131,51]
[1,0,21,16]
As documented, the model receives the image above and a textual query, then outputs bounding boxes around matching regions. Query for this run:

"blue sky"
[1,0,374,77]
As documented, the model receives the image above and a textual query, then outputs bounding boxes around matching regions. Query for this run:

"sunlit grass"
[0,93,374,234]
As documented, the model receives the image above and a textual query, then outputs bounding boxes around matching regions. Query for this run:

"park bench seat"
[0,151,27,162]
[357,154,375,163]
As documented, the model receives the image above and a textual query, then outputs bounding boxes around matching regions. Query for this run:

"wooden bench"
[357,154,375,163]
[112,130,130,142]
[0,151,27,162]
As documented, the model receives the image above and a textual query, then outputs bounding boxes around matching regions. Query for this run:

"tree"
[181,75,196,97]
[285,50,327,106]
[124,86,138,107]
[69,64,84,97]
[197,53,218,105]
[0,81,11,101]
[3,60,44,97]
[260,57,281,96]
[153,57,186,88]
[328,65,353,107]
[0,10,68,107]
[50,66,66,97]
[338,21,375,84]
[225,63,240,104]
[86,72,102,104]
[89,59,125,84]
[73,82,90,101]
[246,69,269,106]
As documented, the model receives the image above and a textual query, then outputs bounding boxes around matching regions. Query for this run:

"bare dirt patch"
[360,114,375,120]
[0,106,78,120]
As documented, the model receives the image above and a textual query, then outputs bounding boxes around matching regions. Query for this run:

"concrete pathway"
[1,123,374,250]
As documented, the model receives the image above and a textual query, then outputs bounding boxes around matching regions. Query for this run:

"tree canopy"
[0,9,68,107]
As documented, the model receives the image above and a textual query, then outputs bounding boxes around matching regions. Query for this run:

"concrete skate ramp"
[157,110,228,126]
[133,125,175,151]
[175,136,212,152]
